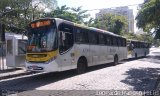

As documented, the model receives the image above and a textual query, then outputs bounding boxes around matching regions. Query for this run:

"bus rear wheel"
[144,52,146,57]
[77,58,87,74]
[114,55,118,65]
[135,53,137,59]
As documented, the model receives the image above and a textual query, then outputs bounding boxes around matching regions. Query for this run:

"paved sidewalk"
[0,68,27,80]
[0,57,33,80]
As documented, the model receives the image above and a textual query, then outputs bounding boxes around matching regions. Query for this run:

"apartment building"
[96,6,134,33]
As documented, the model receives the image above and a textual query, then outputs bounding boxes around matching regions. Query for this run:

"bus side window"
[113,37,117,46]
[58,23,73,54]
[89,32,98,44]
[75,28,88,44]
[117,38,119,46]
[98,34,105,45]
[105,35,108,45]
[109,36,112,46]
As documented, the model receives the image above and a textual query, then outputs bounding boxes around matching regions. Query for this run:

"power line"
[87,3,142,11]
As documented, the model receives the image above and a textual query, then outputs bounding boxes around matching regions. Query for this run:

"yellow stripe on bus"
[26,50,58,62]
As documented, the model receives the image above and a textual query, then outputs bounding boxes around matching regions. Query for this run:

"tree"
[136,0,160,39]
[123,32,153,43]
[0,0,32,32]
[84,17,94,26]
[71,6,90,24]
[43,5,76,22]
[91,13,127,35]
[31,0,57,20]
[45,5,90,24]
[0,0,57,33]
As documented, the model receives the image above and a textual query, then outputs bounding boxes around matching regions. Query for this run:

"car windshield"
[27,24,57,52]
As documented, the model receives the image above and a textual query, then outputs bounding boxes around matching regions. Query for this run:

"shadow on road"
[138,55,160,64]
[121,53,160,91]
[123,56,147,62]
[0,62,114,91]
[121,68,160,91]
[0,53,159,91]
[0,70,77,90]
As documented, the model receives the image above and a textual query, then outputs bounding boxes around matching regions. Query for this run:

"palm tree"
[71,6,90,23]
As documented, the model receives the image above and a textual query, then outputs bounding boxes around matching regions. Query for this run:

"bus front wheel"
[144,52,146,57]
[114,55,118,65]
[77,58,87,74]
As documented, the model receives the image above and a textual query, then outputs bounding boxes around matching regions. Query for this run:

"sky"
[57,0,145,31]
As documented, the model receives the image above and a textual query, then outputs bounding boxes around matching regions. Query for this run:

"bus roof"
[30,18,126,39]
[88,27,124,38]
[127,39,148,43]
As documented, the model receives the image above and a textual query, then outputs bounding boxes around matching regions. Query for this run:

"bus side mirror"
[0,24,5,42]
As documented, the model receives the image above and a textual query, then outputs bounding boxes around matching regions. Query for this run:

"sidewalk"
[0,68,32,80]
[0,58,32,80]
[0,57,35,80]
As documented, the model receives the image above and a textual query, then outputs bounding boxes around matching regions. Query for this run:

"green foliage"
[0,0,89,33]
[136,0,160,39]
[0,0,57,33]
[91,13,127,35]
[0,0,32,32]
[43,5,90,24]
[123,32,153,43]
[152,39,160,46]
[71,6,90,23]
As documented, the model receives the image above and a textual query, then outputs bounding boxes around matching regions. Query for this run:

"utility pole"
[0,22,6,70]
[0,9,15,70]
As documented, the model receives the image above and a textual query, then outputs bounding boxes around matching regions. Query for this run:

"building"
[96,6,134,33]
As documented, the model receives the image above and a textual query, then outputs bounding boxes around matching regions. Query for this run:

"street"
[0,48,160,95]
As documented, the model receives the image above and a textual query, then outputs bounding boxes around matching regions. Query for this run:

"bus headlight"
[44,56,57,64]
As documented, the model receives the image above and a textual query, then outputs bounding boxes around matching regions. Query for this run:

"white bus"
[26,18,127,73]
[127,39,150,58]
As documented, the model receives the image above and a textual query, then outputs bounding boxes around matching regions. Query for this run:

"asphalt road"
[0,48,160,96]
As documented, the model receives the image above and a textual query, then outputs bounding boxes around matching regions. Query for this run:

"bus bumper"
[25,61,59,72]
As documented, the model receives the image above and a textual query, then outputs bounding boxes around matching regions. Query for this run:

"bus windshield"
[27,23,57,53]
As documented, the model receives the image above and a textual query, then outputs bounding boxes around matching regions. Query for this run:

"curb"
[0,71,33,80]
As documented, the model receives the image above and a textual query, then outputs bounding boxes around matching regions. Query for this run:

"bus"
[26,18,127,73]
[127,39,150,58]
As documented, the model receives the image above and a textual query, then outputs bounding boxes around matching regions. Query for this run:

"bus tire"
[114,55,118,65]
[144,52,146,57]
[135,53,137,59]
[77,57,87,74]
